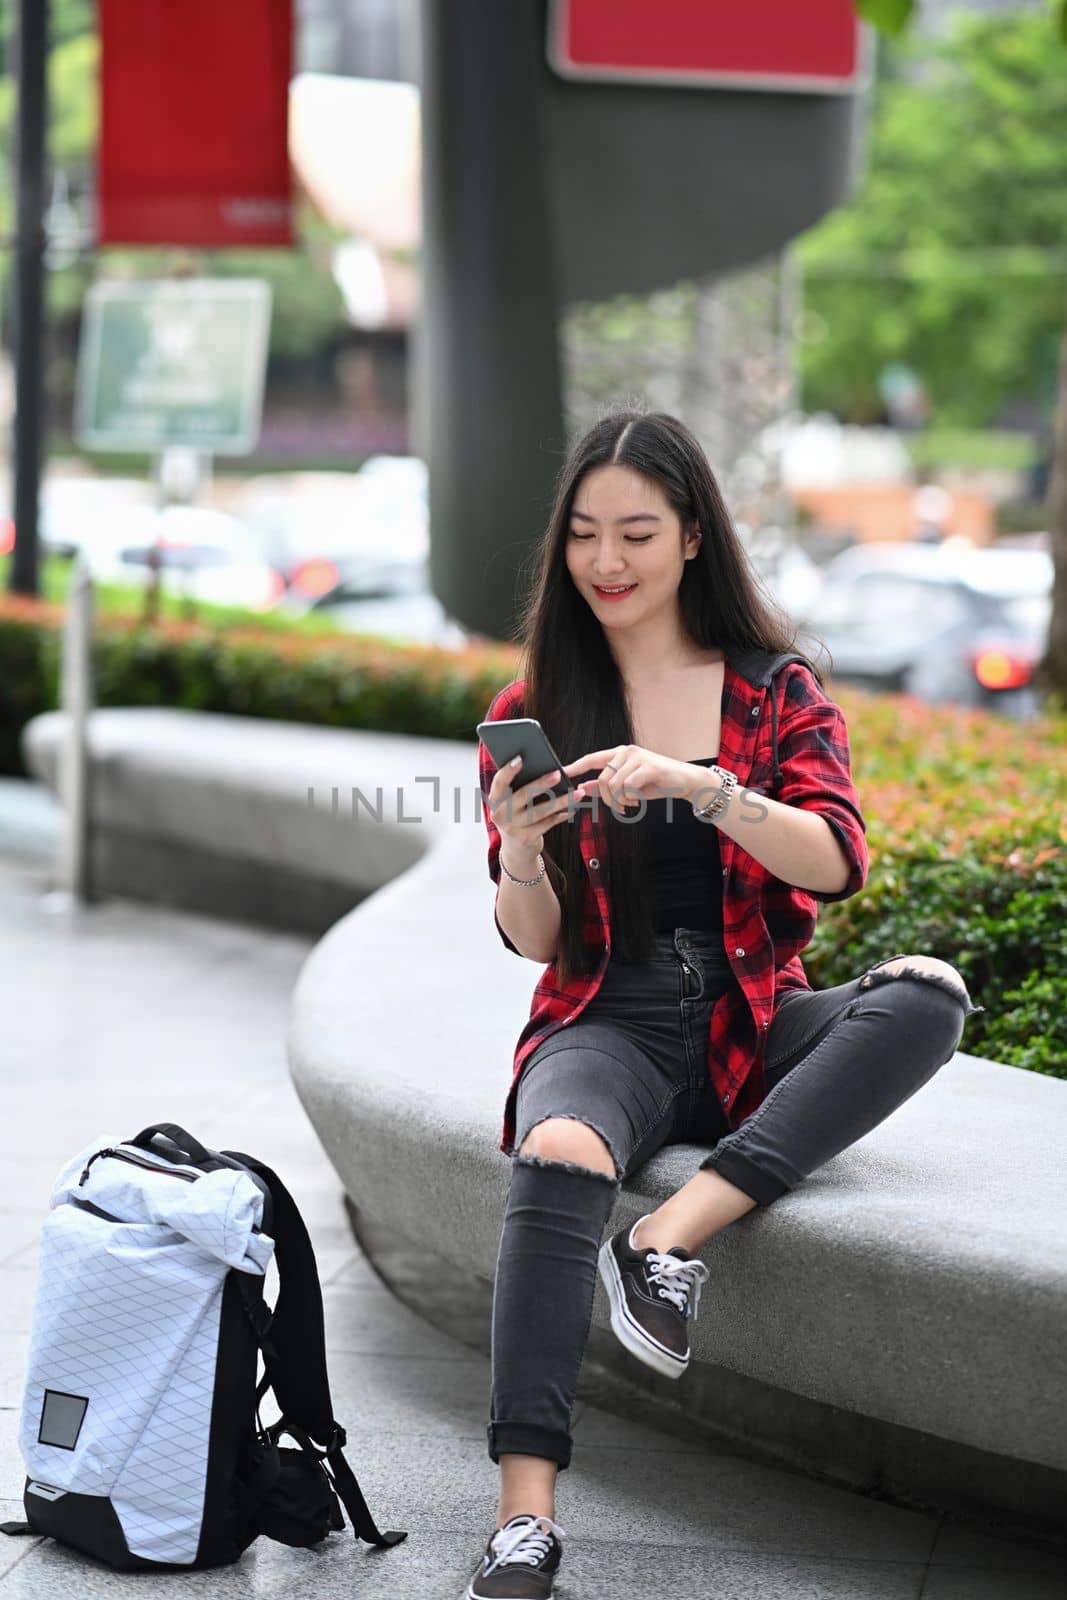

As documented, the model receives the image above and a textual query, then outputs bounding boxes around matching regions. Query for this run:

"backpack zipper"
[79,1146,201,1186]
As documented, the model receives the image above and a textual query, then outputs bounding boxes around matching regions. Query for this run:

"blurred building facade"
[917,0,1044,30]
[296,0,416,81]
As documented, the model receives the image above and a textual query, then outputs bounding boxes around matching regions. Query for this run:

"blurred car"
[1,475,154,565]
[38,476,155,561]
[231,456,429,608]
[81,504,286,613]
[308,553,474,649]
[795,540,1052,720]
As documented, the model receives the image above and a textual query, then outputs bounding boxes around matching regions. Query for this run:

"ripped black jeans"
[487,929,984,1470]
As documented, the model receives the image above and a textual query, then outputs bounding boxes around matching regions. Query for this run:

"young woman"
[467,410,984,1600]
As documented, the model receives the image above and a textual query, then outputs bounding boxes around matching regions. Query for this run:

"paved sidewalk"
[1,779,1065,1598]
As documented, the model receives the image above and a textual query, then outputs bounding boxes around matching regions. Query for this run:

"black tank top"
[635,756,724,934]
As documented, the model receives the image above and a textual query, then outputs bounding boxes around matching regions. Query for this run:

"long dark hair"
[512,408,823,989]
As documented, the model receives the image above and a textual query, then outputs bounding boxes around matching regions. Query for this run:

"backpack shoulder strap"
[224,1151,406,1550]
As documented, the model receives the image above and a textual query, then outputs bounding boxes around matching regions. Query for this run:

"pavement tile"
[0,1224,42,1272]
[278,1533,925,1600]
[278,1428,940,1565]
[325,1352,491,1441]
[0,1274,40,1340]
[546,1540,926,1600]
[0,881,276,967]
[0,1526,496,1600]
[570,1399,738,1455]
[299,1225,374,1288]
[321,1250,381,1290]
[16,1024,294,1090]
[0,1518,1032,1600]
[555,1443,937,1561]
[0,1508,40,1583]
[920,1574,1067,1600]
[928,1520,1067,1577]
[0,1336,29,1410]
[323,1285,484,1362]
[0,1536,293,1598]
[278,1184,353,1232]
[0,1411,28,1504]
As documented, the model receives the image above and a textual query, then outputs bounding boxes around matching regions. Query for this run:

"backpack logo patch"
[37,1390,89,1451]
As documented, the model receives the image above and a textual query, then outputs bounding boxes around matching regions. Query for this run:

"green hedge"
[0,598,517,775]
[802,690,1066,1080]
[808,850,1064,1078]
[2,598,1064,1079]
[0,606,58,777]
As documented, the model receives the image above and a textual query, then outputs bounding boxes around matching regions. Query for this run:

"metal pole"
[777,243,803,538]
[9,0,48,597]
[53,554,94,904]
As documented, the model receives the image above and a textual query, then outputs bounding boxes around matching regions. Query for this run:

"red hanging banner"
[98,0,294,247]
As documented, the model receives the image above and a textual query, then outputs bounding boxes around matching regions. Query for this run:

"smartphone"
[476,717,576,800]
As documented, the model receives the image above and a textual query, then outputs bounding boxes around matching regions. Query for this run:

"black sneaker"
[465,1513,566,1599]
[598,1215,710,1379]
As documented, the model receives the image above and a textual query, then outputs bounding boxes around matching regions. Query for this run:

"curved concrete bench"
[22,707,476,934]
[22,708,1067,1544]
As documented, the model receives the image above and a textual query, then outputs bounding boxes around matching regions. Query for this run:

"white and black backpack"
[0,1123,407,1571]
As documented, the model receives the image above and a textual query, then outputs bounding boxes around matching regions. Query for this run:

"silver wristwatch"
[691,765,738,821]
[500,850,546,887]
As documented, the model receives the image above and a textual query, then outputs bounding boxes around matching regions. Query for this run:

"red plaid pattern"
[478,648,869,1155]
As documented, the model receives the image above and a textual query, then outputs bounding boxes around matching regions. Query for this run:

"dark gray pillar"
[416,0,564,642]
[8,0,48,598]
[414,0,868,643]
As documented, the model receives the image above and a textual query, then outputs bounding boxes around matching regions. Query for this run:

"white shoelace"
[646,1251,710,1318]
[485,1515,567,1575]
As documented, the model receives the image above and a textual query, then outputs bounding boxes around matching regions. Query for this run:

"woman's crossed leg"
[487,953,983,1523]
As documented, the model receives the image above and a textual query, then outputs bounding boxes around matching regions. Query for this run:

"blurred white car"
[83,505,286,612]
[0,475,154,566]
[308,554,473,649]
[796,540,1053,719]
[232,456,429,608]
[229,456,472,644]
[38,476,155,561]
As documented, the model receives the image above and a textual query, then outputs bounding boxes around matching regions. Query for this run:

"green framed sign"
[75,278,272,455]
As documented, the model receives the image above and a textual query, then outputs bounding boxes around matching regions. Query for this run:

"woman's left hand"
[563,746,707,813]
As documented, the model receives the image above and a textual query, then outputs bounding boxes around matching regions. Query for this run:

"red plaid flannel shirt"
[478,647,869,1155]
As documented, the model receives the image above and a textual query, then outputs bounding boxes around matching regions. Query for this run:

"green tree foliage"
[798,9,1067,425]
[853,0,916,35]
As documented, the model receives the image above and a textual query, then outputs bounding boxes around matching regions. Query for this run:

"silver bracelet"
[500,850,546,887]
[691,765,738,821]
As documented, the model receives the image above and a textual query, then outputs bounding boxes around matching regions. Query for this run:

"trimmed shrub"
[805,690,1066,1078]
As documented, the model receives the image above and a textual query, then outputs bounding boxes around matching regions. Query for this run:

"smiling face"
[564,463,702,630]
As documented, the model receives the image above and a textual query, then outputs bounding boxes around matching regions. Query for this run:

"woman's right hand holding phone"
[489,758,574,871]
